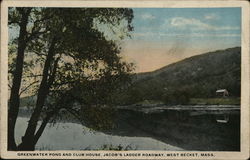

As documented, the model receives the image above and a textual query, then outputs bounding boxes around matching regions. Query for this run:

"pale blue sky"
[132,8,240,41]
[121,8,241,72]
[9,8,241,73]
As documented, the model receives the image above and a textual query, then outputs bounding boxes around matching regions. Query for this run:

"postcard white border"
[1,0,249,159]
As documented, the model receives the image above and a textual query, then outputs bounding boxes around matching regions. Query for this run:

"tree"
[8,7,43,151]
[8,7,134,151]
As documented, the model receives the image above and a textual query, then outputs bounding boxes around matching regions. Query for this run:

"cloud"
[170,17,214,30]
[133,32,240,38]
[140,13,156,20]
[180,33,240,37]
[204,13,220,20]
[169,17,239,31]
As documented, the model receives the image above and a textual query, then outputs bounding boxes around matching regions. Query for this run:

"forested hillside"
[116,47,241,105]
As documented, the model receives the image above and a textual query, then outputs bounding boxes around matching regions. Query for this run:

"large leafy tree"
[8,7,134,151]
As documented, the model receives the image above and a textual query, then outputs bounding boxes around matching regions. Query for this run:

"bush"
[162,89,190,105]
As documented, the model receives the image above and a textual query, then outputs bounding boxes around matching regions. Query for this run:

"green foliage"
[8,7,134,134]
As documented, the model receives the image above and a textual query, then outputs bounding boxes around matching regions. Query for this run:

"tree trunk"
[18,38,56,151]
[8,8,31,151]
[17,111,54,151]
[33,111,55,145]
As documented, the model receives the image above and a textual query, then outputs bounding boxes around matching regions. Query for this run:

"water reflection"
[15,117,183,151]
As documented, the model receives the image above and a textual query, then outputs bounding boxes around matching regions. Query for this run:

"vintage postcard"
[0,0,249,159]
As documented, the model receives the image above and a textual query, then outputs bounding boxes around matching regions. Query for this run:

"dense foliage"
[8,7,134,150]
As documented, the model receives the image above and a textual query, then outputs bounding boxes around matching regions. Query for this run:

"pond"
[15,117,183,151]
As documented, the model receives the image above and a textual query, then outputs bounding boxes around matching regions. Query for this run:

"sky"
[120,8,241,73]
[9,8,241,73]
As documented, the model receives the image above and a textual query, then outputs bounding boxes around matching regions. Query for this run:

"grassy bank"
[188,98,240,105]
[133,97,240,106]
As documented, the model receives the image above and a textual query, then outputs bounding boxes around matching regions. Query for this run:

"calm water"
[15,117,183,151]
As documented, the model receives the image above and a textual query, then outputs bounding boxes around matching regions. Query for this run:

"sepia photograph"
[0,0,249,159]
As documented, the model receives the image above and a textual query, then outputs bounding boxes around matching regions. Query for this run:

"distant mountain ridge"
[117,47,241,104]
[135,47,240,81]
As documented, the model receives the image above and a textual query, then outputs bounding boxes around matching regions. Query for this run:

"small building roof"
[216,89,228,93]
